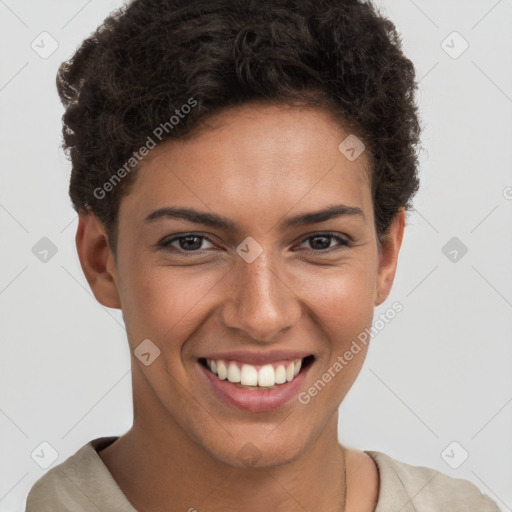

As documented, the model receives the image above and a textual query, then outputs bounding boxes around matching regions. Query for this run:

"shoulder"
[365,450,501,512]
[25,437,128,512]
[25,442,92,511]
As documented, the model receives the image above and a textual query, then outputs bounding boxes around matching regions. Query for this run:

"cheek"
[296,264,376,412]
[118,261,222,347]
[299,258,377,333]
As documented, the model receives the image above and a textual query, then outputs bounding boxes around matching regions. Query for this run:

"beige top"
[25,437,500,511]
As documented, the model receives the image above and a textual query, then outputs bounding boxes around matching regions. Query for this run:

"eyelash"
[157,232,351,255]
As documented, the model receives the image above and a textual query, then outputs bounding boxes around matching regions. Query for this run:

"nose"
[219,248,302,343]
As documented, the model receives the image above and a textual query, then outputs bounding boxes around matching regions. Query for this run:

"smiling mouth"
[198,355,315,390]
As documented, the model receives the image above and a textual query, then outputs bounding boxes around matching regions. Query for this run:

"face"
[78,103,404,468]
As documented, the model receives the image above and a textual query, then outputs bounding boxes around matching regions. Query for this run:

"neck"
[99,377,349,512]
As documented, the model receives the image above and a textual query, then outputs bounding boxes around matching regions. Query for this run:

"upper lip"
[199,349,313,366]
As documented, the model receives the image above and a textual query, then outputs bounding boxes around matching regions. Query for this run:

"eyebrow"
[144,204,365,231]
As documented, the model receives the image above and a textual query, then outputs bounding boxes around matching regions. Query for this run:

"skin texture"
[76,103,405,512]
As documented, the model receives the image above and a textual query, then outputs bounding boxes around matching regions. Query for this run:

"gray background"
[0,0,511,510]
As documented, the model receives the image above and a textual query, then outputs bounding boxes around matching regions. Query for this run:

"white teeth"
[275,365,287,384]
[258,365,275,387]
[286,362,295,382]
[217,360,227,380]
[205,357,307,387]
[240,364,258,386]
[227,362,241,383]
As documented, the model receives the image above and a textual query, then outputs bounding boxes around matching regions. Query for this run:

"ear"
[75,210,121,309]
[374,208,406,306]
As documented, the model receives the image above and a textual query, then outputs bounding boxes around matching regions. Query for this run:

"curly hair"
[57,0,422,256]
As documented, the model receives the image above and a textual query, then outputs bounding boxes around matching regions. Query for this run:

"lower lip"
[198,360,312,413]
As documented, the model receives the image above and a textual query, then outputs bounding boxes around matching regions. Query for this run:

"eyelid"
[158,233,216,249]
[295,231,351,251]
[158,231,352,253]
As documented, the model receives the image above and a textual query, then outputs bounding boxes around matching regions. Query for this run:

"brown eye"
[298,233,350,252]
[159,234,215,253]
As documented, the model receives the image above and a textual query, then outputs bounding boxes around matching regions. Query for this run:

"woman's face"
[93,103,403,468]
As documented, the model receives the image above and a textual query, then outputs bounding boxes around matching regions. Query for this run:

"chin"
[200,426,313,470]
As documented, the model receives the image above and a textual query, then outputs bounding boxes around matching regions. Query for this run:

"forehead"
[120,104,373,228]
